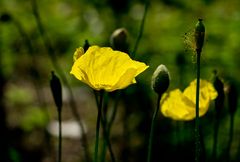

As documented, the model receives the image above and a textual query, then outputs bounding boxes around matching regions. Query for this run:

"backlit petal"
[183,79,218,114]
[70,45,148,91]
[161,89,196,121]
[160,79,218,121]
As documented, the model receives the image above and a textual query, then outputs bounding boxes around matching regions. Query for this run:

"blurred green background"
[0,0,240,162]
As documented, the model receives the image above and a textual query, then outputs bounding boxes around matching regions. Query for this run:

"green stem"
[104,93,121,162]
[147,94,161,162]
[101,113,116,162]
[131,0,150,58]
[100,138,107,162]
[31,1,90,161]
[226,114,234,162]
[57,108,62,162]
[212,112,220,161]
[101,109,116,162]
[108,92,121,131]
[94,91,116,162]
[94,91,104,162]
[101,92,121,162]
[195,51,201,162]
[101,92,120,162]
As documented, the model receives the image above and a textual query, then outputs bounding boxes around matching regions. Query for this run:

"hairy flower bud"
[151,64,170,95]
[195,19,205,54]
[50,71,62,110]
[110,28,129,52]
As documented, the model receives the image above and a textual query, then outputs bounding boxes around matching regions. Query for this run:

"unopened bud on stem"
[50,71,62,111]
[195,19,205,54]
[151,64,170,95]
[110,28,129,52]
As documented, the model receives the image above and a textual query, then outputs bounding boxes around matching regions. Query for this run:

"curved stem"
[108,92,121,131]
[131,0,150,58]
[147,94,161,162]
[195,51,201,162]
[101,92,120,162]
[31,1,90,161]
[102,92,121,162]
[58,109,62,162]
[94,91,116,162]
[101,115,116,162]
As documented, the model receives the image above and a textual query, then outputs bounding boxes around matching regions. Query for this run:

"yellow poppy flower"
[160,79,218,121]
[70,46,149,92]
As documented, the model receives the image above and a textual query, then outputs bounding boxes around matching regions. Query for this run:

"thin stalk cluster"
[93,91,116,162]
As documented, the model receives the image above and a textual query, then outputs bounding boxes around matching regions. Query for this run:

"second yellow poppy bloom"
[160,79,218,121]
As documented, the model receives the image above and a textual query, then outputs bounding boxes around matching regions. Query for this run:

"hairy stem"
[147,94,161,162]
[195,51,201,162]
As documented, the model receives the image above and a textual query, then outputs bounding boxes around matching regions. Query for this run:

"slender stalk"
[0,25,11,162]
[226,114,234,162]
[94,91,104,162]
[101,112,116,162]
[31,1,90,161]
[212,115,220,161]
[195,51,201,162]
[147,94,161,162]
[131,0,150,58]
[57,108,62,162]
[93,91,116,162]
[101,92,121,162]
[108,92,121,132]
[100,138,108,162]
[12,19,50,111]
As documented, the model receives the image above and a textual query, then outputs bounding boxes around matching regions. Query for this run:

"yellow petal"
[161,89,196,121]
[183,79,218,116]
[160,79,218,121]
[70,45,148,91]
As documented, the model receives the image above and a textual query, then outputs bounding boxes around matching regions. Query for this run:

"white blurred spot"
[47,120,87,139]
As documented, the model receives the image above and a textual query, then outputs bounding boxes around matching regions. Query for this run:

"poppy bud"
[110,28,129,52]
[226,82,238,114]
[50,71,62,111]
[194,19,205,54]
[73,47,84,62]
[151,64,170,95]
[83,39,90,52]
